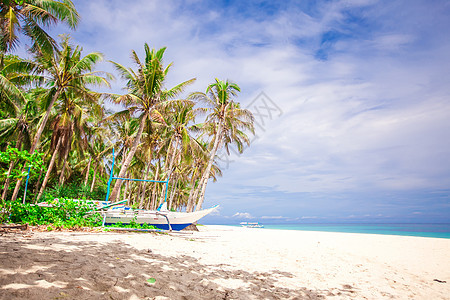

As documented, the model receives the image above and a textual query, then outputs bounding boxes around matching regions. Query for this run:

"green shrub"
[42,182,106,201]
[1,198,103,228]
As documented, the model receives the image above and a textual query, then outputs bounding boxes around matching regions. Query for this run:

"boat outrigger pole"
[104,148,170,204]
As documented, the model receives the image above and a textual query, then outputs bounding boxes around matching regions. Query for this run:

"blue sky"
[25,0,450,223]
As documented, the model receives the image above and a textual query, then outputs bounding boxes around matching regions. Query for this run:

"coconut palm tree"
[189,79,254,211]
[0,0,79,53]
[85,127,112,193]
[0,89,42,200]
[35,88,105,201]
[107,44,195,203]
[0,53,42,200]
[11,36,112,201]
[155,100,205,206]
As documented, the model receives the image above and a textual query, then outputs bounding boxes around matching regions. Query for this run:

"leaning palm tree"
[107,44,195,203]
[189,79,255,211]
[0,0,79,53]
[11,36,112,201]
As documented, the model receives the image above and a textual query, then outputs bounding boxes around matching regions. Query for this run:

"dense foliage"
[0,1,255,227]
[1,198,102,228]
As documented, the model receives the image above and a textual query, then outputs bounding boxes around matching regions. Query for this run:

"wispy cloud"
[261,216,288,220]
[232,212,254,219]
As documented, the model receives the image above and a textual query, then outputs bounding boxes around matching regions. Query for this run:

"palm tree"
[85,127,111,193]
[0,0,79,53]
[35,89,105,200]
[189,79,254,211]
[0,53,42,200]
[107,44,195,203]
[58,91,104,184]
[0,89,41,200]
[11,36,112,201]
[156,101,205,205]
[185,141,223,212]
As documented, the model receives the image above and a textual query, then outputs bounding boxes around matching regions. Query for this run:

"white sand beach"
[1,225,449,299]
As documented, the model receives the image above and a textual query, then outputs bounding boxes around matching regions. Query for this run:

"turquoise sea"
[230,223,450,239]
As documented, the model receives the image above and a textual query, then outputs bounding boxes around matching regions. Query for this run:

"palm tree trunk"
[33,167,44,203]
[58,137,71,185]
[186,166,199,212]
[148,163,160,210]
[11,88,61,202]
[109,111,149,203]
[123,171,130,204]
[1,138,23,201]
[139,163,151,208]
[37,137,62,202]
[90,164,98,193]
[194,122,224,211]
[168,175,178,210]
[1,160,15,201]
[58,153,68,185]
[84,157,92,186]
[136,168,144,204]
[159,137,180,205]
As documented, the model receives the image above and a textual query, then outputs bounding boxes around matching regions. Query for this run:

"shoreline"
[1,225,449,299]
[208,223,450,239]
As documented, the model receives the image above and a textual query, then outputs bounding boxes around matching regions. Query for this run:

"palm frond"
[22,3,58,27]
[71,52,104,73]
[1,7,20,51]
[80,74,111,88]
[35,0,80,29]
[109,60,136,82]
[163,78,196,100]
[23,17,58,54]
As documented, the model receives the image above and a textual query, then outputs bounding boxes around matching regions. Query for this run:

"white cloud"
[301,216,318,219]
[232,212,254,219]
[261,216,288,220]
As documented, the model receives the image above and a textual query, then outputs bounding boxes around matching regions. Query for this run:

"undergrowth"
[0,198,103,228]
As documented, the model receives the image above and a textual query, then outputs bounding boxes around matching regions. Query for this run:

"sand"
[0,225,449,299]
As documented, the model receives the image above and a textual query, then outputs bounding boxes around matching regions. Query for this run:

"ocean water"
[233,223,450,239]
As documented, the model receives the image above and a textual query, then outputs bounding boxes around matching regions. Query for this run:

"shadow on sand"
[0,232,324,299]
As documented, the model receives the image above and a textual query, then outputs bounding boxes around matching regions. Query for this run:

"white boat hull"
[104,205,218,231]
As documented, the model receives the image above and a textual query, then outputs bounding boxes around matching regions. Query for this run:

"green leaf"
[146,278,156,284]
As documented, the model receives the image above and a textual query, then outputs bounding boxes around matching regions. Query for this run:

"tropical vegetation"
[0,1,254,225]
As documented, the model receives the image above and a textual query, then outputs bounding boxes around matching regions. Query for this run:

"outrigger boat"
[240,222,264,228]
[99,148,218,231]
[101,202,218,231]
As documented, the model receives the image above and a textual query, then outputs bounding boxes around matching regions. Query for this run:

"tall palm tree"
[0,0,79,53]
[189,79,254,211]
[58,91,104,184]
[0,54,42,200]
[156,101,205,205]
[35,88,105,200]
[11,36,112,201]
[0,89,41,200]
[85,126,111,193]
[107,44,195,203]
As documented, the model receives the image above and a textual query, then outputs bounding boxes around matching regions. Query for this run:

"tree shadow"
[0,232,326,299]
